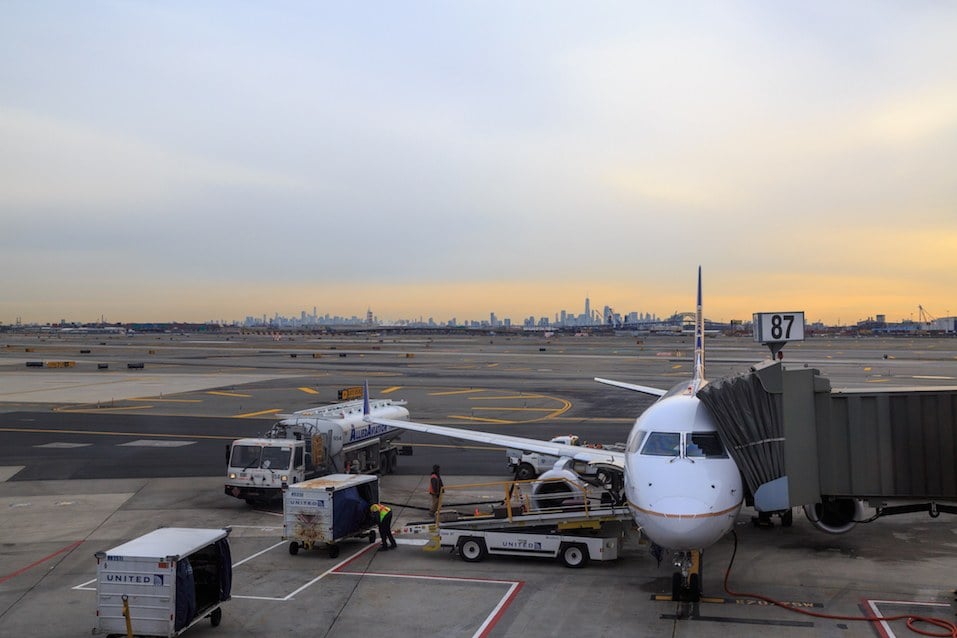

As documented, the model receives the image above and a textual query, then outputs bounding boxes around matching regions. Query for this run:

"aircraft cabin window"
[640,432,681,457]
[686,432,728,458]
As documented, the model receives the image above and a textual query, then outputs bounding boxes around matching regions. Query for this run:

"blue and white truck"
[225,395,409,504]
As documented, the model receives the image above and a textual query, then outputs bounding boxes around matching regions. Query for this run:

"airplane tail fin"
[692,266,705,391]
[363,380,371,415]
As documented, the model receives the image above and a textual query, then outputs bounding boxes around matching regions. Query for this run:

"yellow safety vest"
[371,504,390,521]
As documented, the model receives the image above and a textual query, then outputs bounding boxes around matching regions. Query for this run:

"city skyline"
[3,4,956,326]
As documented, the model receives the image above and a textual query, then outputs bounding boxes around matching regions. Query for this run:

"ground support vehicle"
[403,479,632,568]
[93,527,232,637]
[283,474,380,558]
[507,435,625,480]
[439,526,621,567]
[225,396,409,503]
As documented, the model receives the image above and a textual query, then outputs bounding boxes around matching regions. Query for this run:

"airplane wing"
[370,417,626,467]
[594,377,668,397]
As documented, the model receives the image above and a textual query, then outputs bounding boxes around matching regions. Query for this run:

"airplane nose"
[651,495,711,516]
[639,495,733,550]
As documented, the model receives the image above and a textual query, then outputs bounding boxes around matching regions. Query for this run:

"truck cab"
[225,437,308,504]
[507,435,580,480]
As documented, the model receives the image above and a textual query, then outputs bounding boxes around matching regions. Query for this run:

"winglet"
[363,380,371,415]
[692,266,705,390]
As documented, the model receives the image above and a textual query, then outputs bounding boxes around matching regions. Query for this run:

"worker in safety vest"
[428,464,443,517]
[370,503,397,550]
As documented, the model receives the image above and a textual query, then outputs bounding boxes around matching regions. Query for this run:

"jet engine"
[803,498,866,534]
[530,460,587,511]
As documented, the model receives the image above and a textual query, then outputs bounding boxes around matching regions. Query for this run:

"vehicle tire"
[515,463,536,481]
[210,607,222,627]
[288,542,299,556]
[458,537,488,563]
[688,573,701,602]
[389,449,398,470]
[327,544,340,559]
[368,530,377,544]
[671,572,682,601]
[244,498,257,506]
[780,508,794,527]
[379,453,390,474]
[559,543,589,568]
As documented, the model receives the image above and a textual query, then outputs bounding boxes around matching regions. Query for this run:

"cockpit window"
[686,432,728,458]
[626,429,648,454]
[640,432,681,457]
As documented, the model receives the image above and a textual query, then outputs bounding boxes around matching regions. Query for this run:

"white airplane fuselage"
[623,384,743,551]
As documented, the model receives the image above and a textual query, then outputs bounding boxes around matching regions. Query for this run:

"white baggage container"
[284,473,379,557]
[93,527,232,637]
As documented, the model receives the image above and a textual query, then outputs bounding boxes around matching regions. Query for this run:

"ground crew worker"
[428,464,443,517]
[370,503,397,551]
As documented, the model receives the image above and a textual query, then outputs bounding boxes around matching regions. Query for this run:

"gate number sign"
[753,312,805,343]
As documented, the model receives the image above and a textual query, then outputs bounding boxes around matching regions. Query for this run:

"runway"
[1,332,955,637]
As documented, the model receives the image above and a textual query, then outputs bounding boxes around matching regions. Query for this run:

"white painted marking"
[865,598,951,638]
[35,442,91,449]
[117,440,194,447]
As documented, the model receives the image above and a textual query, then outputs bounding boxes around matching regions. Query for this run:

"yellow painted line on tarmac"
[129,398,202,403]
[55,405,155,413]
[381,386,402,394]
[470,407,556,412]
[469,394,546,400]
[208,391,252,398]
[863,367,872,372]
[448,414,514,424]
[429,389,486,396]
[0,427,235,440]
[486,363,500,368]
[234,408,283,418]
[297,387,319,394]
[866,379,890,383]
[671,364,683,369]
[553,416,636,423]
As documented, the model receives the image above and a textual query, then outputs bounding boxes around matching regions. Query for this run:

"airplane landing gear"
[670,550,702,602]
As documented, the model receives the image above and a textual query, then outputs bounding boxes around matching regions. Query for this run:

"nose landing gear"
[671,550,702,602]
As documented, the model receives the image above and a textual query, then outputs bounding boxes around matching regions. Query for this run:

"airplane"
[370,266,743,601]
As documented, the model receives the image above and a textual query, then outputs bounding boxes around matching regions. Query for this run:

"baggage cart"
[93,527,232,637]
[283,473,380,558]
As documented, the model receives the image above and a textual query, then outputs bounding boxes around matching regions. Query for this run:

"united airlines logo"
[502,539,542,550]
[348,422,390,443]
[104,573,165,585]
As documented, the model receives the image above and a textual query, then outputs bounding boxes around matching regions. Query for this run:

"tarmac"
[1,332,956,637]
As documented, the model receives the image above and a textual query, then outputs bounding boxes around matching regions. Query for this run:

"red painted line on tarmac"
[476,579,524,638]
[0,539,82,584]
[331,543,379,571]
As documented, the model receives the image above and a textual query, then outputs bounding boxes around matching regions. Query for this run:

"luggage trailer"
[404,479,634,568]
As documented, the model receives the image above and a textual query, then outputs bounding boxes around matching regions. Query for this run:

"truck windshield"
[229,445,293,470]
[230,445,261,469]
[260,446,292,470]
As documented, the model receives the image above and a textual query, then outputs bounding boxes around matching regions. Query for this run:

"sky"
[2,1,956,326]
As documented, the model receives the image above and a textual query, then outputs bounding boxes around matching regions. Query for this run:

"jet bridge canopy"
[698,361,957,511]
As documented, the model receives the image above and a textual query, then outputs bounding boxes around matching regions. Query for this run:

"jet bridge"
[698,361,957,523]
